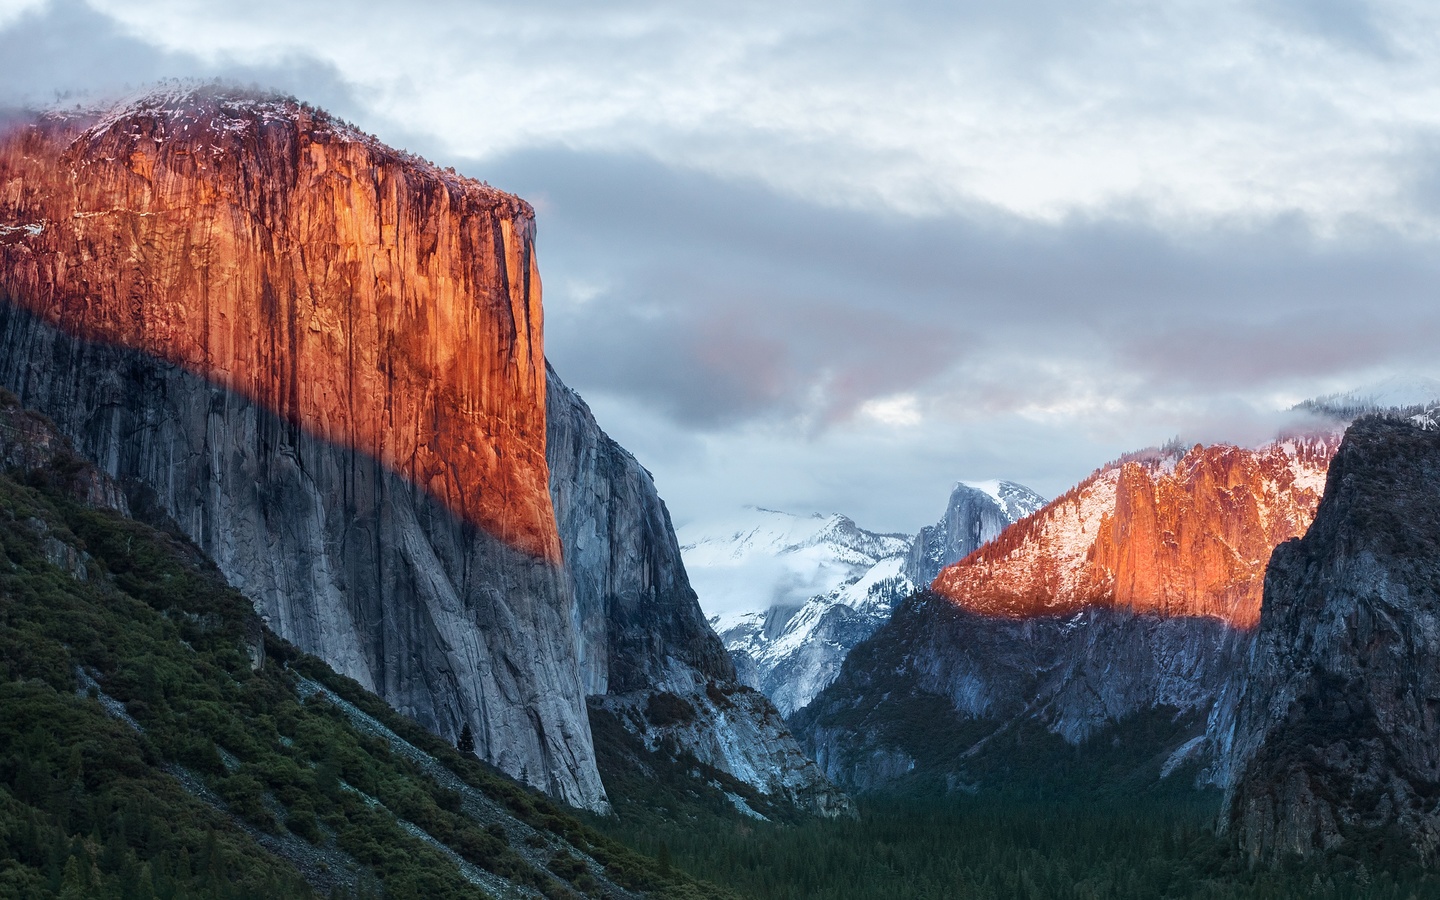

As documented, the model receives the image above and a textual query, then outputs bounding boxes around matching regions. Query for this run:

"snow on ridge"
[961,479,1004,503]
[1333,374,1440,410]
[679,505,912,624]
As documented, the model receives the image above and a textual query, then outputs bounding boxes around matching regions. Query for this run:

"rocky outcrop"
[796,592,1249,790]
[546,367,849,815]
[933,440,1337,628]
[1219,417,1440,861]
[0,89,603,810]
[905,481,1045,587]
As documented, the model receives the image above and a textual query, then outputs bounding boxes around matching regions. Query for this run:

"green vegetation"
[593,666,1440,899]
[0,407,725,900]
[602,790,1440,900]
[6,394,1439,900]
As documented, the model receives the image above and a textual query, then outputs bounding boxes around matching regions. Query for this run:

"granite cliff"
[0,88,600,808]
[798,438,1337,792]
[1218,417,1440,860]
[547,368,849,816]
[0,86,841,816]
[905,481,1046,588]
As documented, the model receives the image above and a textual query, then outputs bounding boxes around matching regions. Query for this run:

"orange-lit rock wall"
[0,93,557,560]
[932,439,1339,628]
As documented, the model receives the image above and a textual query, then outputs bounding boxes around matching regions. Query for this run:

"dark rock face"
[0,305,603,809]
[1219,417,1440,860]
[546,369,850,815]
[796,591,1247,791]
[546,365,733,696]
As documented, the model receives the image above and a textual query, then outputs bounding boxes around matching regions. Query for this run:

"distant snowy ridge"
[1295,374,1440,420]
[680,508,909,632]
[684,482,1045,716]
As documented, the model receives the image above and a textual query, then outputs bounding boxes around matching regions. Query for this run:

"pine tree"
[457,723,475,756]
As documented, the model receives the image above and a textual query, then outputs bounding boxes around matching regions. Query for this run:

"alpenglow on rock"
[797,438,1340,793]
[687,481,1043,716]
[1218,417,1440,861]
[0,87,855,820]
[932,441,1337,628]
[0,89,604,806]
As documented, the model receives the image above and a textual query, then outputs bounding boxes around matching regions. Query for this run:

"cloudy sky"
[4,0,1439,534]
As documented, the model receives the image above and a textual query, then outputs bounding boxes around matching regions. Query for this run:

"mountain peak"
[932,437,1339,626]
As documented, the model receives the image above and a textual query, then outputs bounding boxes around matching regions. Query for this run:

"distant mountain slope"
[682,508,911,629]
[685,483,1043,716]
[798,438,1338,793]
[683,508,910,717]
[1294,374,1440,421]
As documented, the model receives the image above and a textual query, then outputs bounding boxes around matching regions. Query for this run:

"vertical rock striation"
[546,366,849,815]
[933,440,1337,627]
[904,481,1046,588]
[0,88,555,558]
[1220,417,1440,860]
[0,88,605,809]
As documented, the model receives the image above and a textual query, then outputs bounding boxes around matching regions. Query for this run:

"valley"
[2,83,1440,899]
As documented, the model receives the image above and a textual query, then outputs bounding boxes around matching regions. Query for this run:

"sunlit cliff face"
[931,437,1340,628]
[0,88,559,561]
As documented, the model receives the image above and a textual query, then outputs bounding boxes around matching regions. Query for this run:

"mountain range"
[4,83,1440,891]
[796,435,1340,790]
[684,481,1045,715]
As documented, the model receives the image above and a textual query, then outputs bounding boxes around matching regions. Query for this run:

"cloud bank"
[3,0,1438,531]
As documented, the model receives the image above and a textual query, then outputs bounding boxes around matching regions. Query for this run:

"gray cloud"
[5,0,1439,533]
[0,0,359,115]
[480,146,1440,432]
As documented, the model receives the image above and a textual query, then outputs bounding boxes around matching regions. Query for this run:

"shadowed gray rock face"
[0,304,606,811]
[1217,417,1440,861]
[795,592,1248,792]
[546,367,850,815]
[904,482,1046,587]
[545,363,734,696]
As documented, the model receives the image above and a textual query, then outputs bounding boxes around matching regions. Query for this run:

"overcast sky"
[3,0,1439,533]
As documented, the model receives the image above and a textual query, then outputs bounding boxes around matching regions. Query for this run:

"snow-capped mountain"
[905,481,1046,587]
[680,508,910,633]
[683,483,1044,716]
